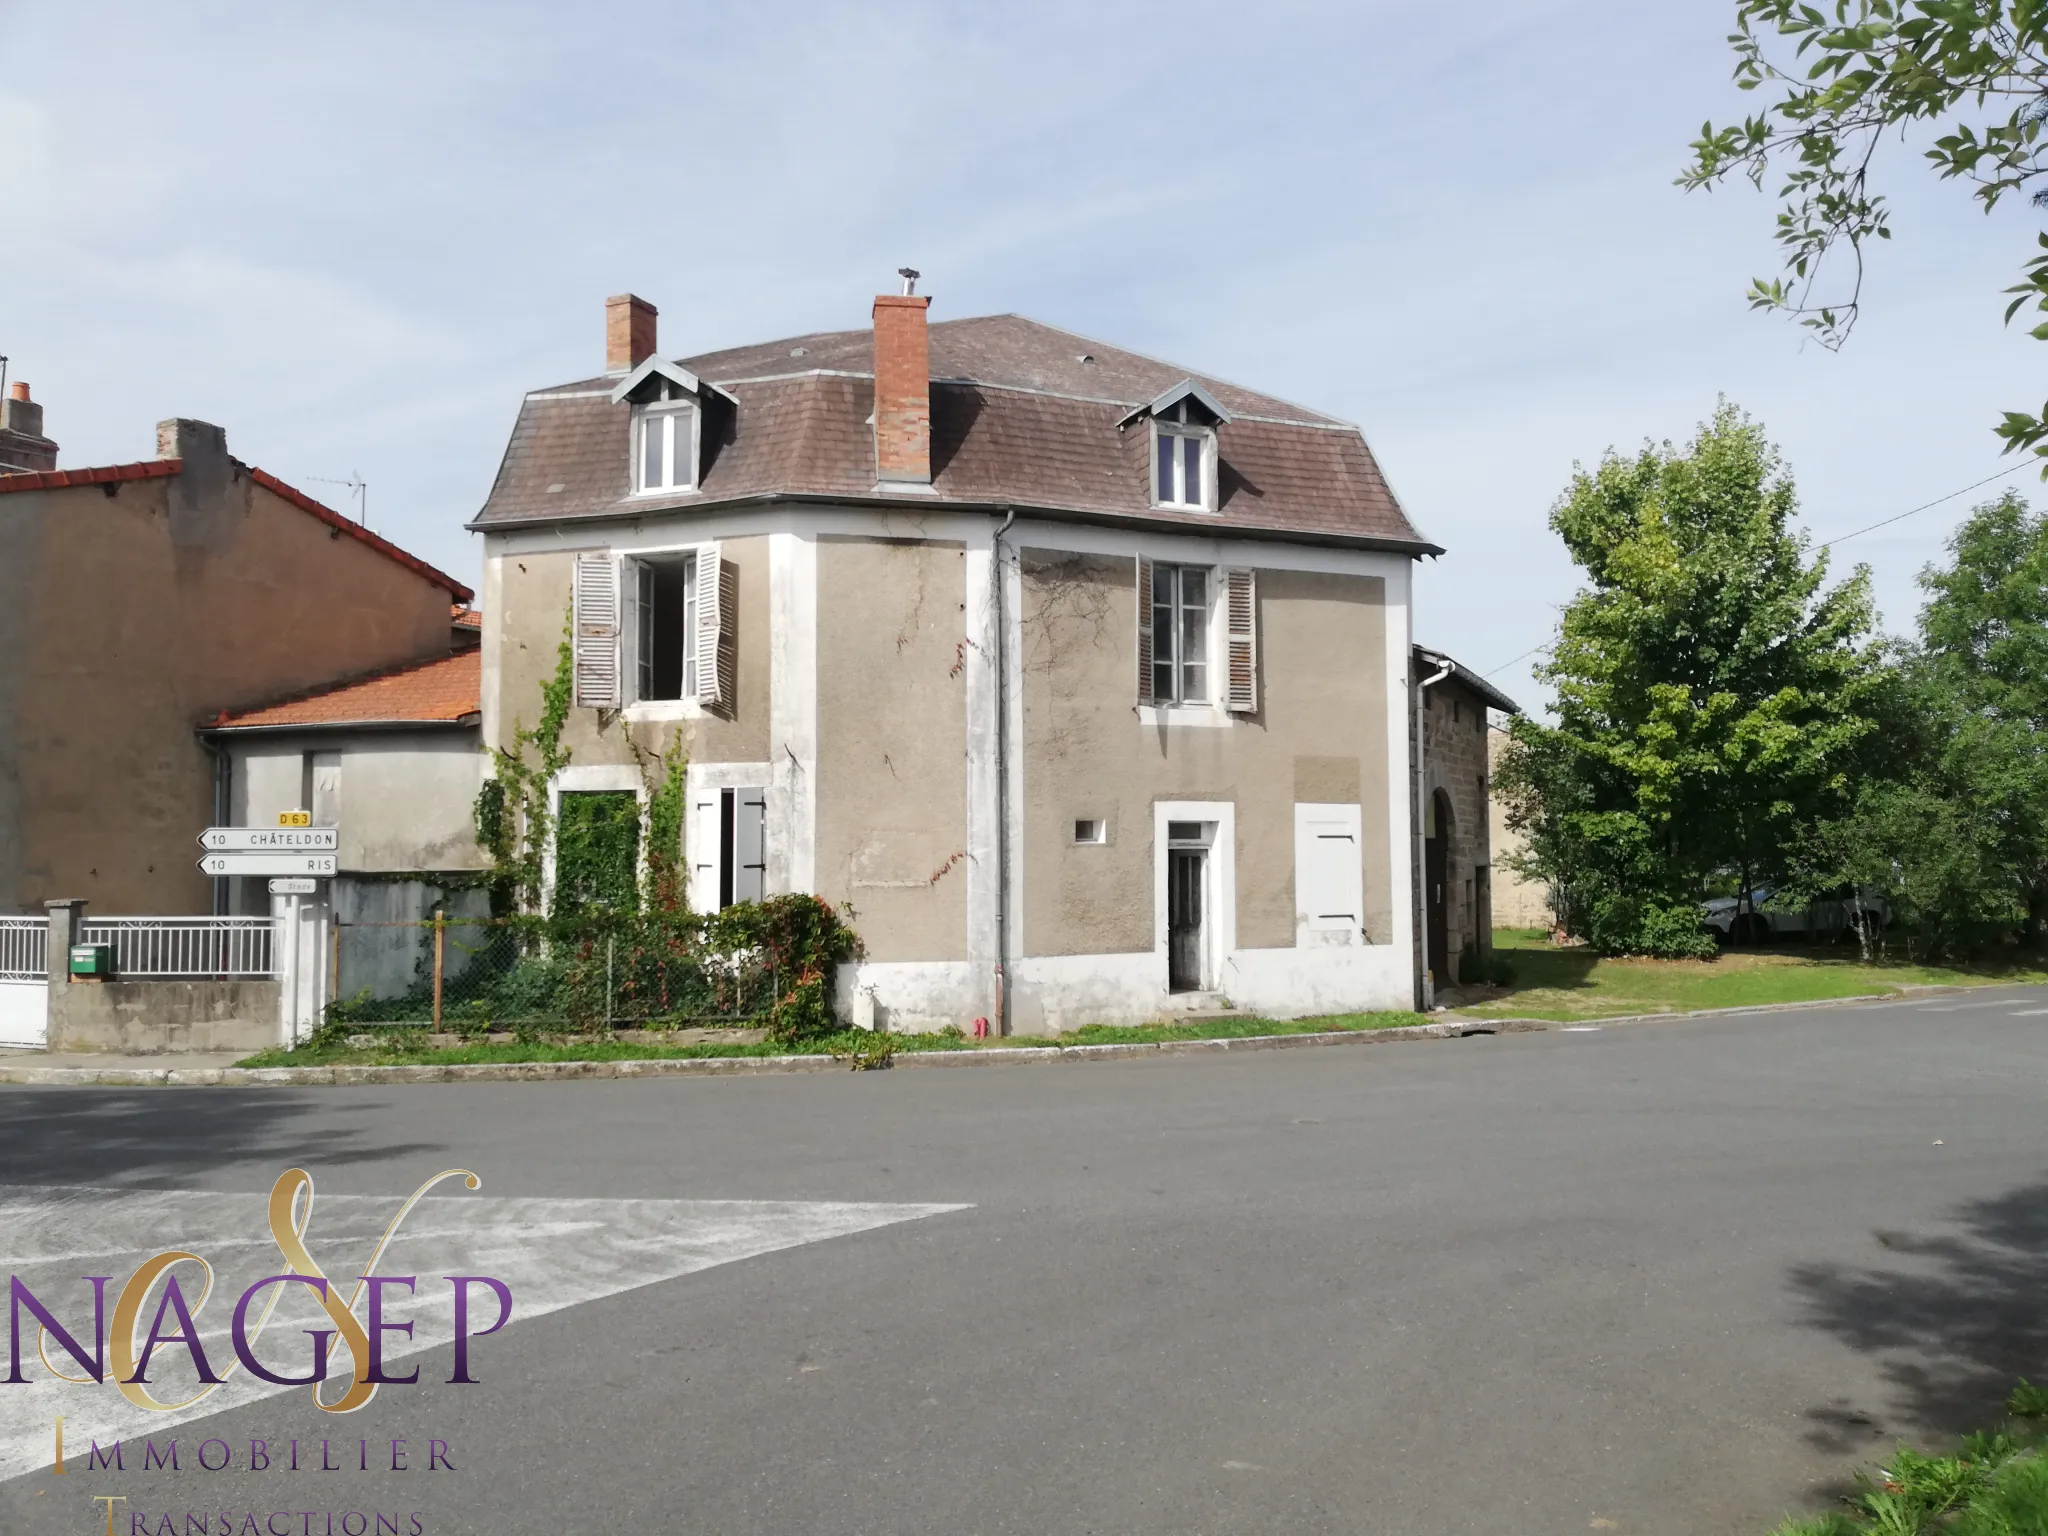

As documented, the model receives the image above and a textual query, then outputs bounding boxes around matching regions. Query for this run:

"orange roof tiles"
[208,650,480,731]
[0,458,181,492]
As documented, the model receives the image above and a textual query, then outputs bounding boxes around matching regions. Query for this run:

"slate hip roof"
[472,313,1438,554]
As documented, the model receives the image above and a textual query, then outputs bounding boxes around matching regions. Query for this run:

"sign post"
[198,828,334,1045]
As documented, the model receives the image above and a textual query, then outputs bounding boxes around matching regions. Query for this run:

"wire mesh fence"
[329,915,779,1031]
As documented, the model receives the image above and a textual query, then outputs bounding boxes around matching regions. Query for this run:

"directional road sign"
[199,827,338,852]
[197,852,338,878]
[268,878,320,896]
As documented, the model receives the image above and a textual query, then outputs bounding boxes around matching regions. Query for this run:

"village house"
[1413,648,1520,988]
[0,392,475,917]
[471,282,1517,1029]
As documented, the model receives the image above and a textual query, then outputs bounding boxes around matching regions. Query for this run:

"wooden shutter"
[693,543,737,711]
[1224,566,1258,714]
[572,553,620,709]
[1135,555,1155,705]
[733,787,767,903]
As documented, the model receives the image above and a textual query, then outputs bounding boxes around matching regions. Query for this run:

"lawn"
[232,1011,1431,1070]
[1457,928,2048,1023]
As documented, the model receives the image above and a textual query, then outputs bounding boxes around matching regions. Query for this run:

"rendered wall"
[1016,550,1392,959]
[0,466,457,914]
[813,536,968,963]
[47,977,280,1055]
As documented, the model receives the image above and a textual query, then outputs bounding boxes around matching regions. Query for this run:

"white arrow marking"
[0,1184,969,1483]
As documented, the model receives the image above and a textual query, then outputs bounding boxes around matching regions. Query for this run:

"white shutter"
[1294,802,1365,941]
[1224,567,1257,714]
[733,787,766,903]
[572,553,621,709]
[1135,555,1155,705]
[693,543,736,710]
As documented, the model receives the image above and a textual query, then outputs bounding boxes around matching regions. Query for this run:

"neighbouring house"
[1486,724,1553,931]
[472,283,1468,1031]
[0,394,473,915]
[1412,648,1520,992]
[201,646,487,915]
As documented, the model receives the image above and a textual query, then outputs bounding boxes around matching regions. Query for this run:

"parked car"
[1702,886,1889,945]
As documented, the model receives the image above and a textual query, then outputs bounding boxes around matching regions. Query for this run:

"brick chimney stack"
[606,294,658,374]
[872,290,932,485]
[0,381,58,474]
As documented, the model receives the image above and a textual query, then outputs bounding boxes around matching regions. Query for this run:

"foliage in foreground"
[1770,1383,2048,1535]
[1682,1,2048,472]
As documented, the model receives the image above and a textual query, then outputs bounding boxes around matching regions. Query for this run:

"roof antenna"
[307,471,369,531]
[897,267,920,297]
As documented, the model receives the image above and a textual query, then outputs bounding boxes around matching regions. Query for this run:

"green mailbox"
[68,943,113,979]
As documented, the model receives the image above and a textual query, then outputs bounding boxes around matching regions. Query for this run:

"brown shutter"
[1224,566,1258,714]
[572,553,620,709]
[1135,555,1155,705]
[694,542,736,711]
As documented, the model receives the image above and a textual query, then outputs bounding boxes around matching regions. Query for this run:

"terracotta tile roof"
[206,649,480,731]
[472,313,1436,553]
[0,456,473,602]
[0,458,181,492]
[451,605,481,630]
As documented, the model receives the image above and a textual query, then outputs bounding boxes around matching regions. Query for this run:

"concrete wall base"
[49,979,282,1055]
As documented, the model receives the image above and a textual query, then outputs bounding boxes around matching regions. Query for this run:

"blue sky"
[4,1,2042,710]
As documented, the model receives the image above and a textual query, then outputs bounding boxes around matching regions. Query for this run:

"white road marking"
[1561,1027,1601,1033]
[0,1184,968,1483]
[2009,1008,2048,1016]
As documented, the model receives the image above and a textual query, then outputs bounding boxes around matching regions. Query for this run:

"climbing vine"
[467,601,860,1040]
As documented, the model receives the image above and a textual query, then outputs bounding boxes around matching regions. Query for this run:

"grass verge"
[232,1010,1431,1070]
[1456,929,2048,1023]
[1771,1382,2048,1534]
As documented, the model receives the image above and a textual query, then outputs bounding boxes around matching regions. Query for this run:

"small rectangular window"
[633,402,696,493]
[1149,563,1212,704]
[1167,820,1205,844]
[632,552,699,701]
[1073,819,1106,845]
[1152,423,1214,510]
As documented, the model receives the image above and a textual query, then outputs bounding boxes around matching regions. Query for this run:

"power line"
[1472,462,2037,677]
[1815,461,2032,552]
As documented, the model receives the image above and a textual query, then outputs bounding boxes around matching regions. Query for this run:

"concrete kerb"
[0,986,1983,1088]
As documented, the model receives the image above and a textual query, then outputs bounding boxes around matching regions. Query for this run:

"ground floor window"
[555,790,641,914]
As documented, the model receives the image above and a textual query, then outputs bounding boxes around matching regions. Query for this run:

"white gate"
[0,916,48,1048]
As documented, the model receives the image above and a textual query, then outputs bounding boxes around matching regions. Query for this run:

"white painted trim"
[1154,799,1235,991]
[480,553,505,753]
[769,530,818,895]
[963,521,1000,1006]
[685,761,773,912]
[483,506,1417,581]
[1386,559,1418,1002]
[1002,535,1025,967]
[1133,704,1236,729]
[541,765,645,909]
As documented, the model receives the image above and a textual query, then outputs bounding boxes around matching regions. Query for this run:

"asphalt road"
[4,987,2048,1536]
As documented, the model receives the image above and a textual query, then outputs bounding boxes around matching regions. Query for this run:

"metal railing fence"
[0,916,47,982]
[80,916,275,979]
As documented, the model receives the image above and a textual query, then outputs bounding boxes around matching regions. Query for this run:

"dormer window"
[612,356,732,497]
[1153,402,1213,511]
[633,383,698,495]
[1125,378,1233,514]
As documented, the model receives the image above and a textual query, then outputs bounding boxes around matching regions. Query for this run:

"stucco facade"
[0,419,468,914]
[471,292,1447,1031]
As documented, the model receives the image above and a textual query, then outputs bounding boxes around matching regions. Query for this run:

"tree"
[1497,405,1884,956]
[1681,2,2048,465]
[1784,492,2048,958]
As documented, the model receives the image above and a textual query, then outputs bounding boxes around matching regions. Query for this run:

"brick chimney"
[606,294,658,374]
[0,381,59,474]
[872,291,932,485]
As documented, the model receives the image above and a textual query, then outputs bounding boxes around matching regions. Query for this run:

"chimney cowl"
[0,382,55,471]
[872,291,932,485]
[606,294,658,374]
[7,382,27,403]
